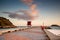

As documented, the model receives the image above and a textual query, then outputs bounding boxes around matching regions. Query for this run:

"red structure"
[27,21,31,27]
[41,26,45,30]
[41,22,45,30]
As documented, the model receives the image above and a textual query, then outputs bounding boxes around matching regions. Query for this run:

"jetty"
[0,26,49,40]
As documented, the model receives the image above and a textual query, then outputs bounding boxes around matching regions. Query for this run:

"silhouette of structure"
[27,21,31,27]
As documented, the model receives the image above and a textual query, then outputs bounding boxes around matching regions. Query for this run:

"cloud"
[21,0,33,6]
[2,10,38,20]
[2,0,39,20]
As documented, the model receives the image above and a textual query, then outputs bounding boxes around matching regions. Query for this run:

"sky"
[0,0,60,26]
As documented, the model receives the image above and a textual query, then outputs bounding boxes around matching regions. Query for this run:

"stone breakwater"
[0,27,29,35]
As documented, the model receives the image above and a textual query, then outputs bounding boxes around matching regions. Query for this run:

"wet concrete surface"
[0,27,49,40]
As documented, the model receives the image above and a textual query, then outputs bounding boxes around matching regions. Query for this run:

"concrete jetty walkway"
[0,27,49,40]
